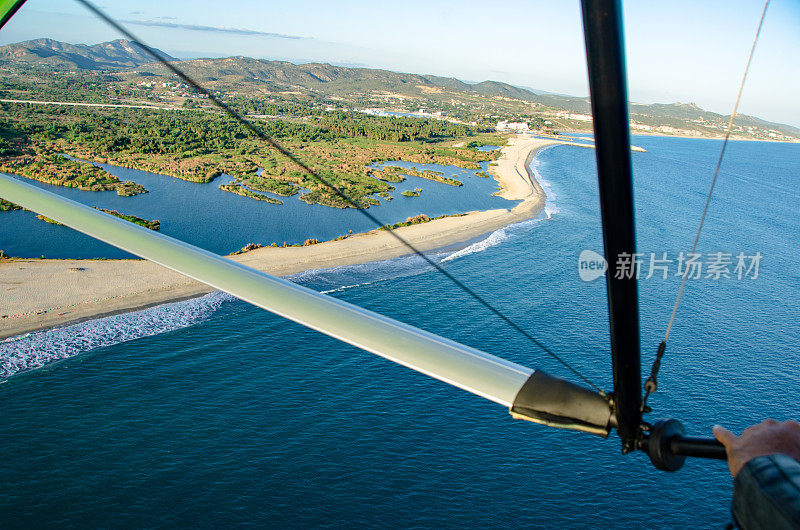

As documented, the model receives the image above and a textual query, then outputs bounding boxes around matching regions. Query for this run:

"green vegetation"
[238,174,299,196]
[466,136,506,147]
[0,150,146,195]
[475,171,492,178]
[231,243,264,255]
[315,112,470,142]
[35,208,160,230]
[386,166,463,186]
[0,199,20,211]
[36,214,62,225]
[370,166,405,183]
[96,208,160,230]
[1,37,797,147]
[0,103,498,208]
[383,213,428,227]
[379,213,466,231]
[401,190,419,197]
[219,182,283,204]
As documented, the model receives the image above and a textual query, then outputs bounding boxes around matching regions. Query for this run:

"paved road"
[0,98,176,110]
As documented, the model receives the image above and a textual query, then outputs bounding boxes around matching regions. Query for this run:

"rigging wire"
[641,0,770,412]
[73,0,603,393]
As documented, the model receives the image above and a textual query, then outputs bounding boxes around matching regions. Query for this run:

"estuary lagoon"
[0,157,509,259]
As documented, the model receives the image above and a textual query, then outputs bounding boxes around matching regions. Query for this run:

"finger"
[713,425,737,446]
[784,420,800,431]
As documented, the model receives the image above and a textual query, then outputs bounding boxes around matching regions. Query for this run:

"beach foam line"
[1,136,558,343]
[0,291,233,379]
[0,198,559,379]
[441,226,510,263]
[289,250,450,294]
[1,253,450,379]
[0,254,446,379]
[442,152,558,264]
[440,216,548,264]
[530,150,560,218]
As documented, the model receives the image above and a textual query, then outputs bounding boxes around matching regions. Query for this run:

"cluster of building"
[414,108,446,118]
[629,122,693,135]
[495,121,530,132]
[134,80,190,90]
[360,107,474,126]
[551,111,593,122]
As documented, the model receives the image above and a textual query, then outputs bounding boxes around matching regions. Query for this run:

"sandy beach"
[1,135,560,340]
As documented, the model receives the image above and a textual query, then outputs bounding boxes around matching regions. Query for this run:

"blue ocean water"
[1,137,798,528]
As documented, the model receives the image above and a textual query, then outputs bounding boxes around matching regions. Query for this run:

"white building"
[496,121,530,132]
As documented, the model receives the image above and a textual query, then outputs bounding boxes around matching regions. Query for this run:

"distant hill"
[0,38,174,70]
[158,56,796,133]
[130,55,544,103]
[629,101,800,136]
[0,38,796,138]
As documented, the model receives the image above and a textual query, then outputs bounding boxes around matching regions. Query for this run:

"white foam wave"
[0,291,233,379]
[540,177,560,217]
[531,155,560,218]
[288,212,557,292]
[441,227,510,263]
[320,280,378,295]
[437,143,560,265]
[287,253,441,294]
[0,147,565,377]
[439,216,547,264]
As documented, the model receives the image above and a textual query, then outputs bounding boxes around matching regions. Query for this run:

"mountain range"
[0,38,174,70]
[0,38,797,137]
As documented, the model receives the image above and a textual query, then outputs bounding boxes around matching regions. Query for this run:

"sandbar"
[0,135,562,340]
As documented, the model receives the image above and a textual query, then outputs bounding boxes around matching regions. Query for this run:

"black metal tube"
[641,420,727,471]
[670,436,728,460]
[580,0,642,451]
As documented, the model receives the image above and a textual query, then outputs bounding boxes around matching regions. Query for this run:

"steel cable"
[642,0,770,411]
[74,0,603,392]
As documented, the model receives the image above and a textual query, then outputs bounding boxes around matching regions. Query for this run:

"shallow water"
[0,155,509,258]
[1,136,798,528]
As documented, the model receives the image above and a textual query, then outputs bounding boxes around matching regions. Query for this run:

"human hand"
[713,420,800,478]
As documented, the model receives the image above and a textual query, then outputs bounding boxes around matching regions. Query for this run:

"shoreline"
[0,136,559,340]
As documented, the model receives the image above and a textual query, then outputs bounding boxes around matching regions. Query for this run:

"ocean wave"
[531,156,560,218]
[320,281,375,295]
[0,291,233,379]
[301,154,561,279]
[440,152,558,264]
[290,213,550,290]
[287,252,445,294]
[0,149,564,376]
[440,216,546,264]
[441,227,510,263]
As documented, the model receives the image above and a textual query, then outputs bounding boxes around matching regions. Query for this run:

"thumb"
[713,425,737,447]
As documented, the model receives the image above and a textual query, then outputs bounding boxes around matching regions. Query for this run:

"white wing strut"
[0,174,532,407]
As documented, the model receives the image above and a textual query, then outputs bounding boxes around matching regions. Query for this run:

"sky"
[2,0,799,128]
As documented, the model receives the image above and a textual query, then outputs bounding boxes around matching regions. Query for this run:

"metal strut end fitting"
[643,419,687,472]
[640,419,728,471]
[509,370,615,437]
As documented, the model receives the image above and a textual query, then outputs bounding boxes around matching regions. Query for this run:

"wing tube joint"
[509,370,614,437]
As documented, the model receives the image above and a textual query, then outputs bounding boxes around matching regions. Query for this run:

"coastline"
[0,136,558,340]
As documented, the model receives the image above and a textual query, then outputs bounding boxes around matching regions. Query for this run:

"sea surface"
[1,136,799,528]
